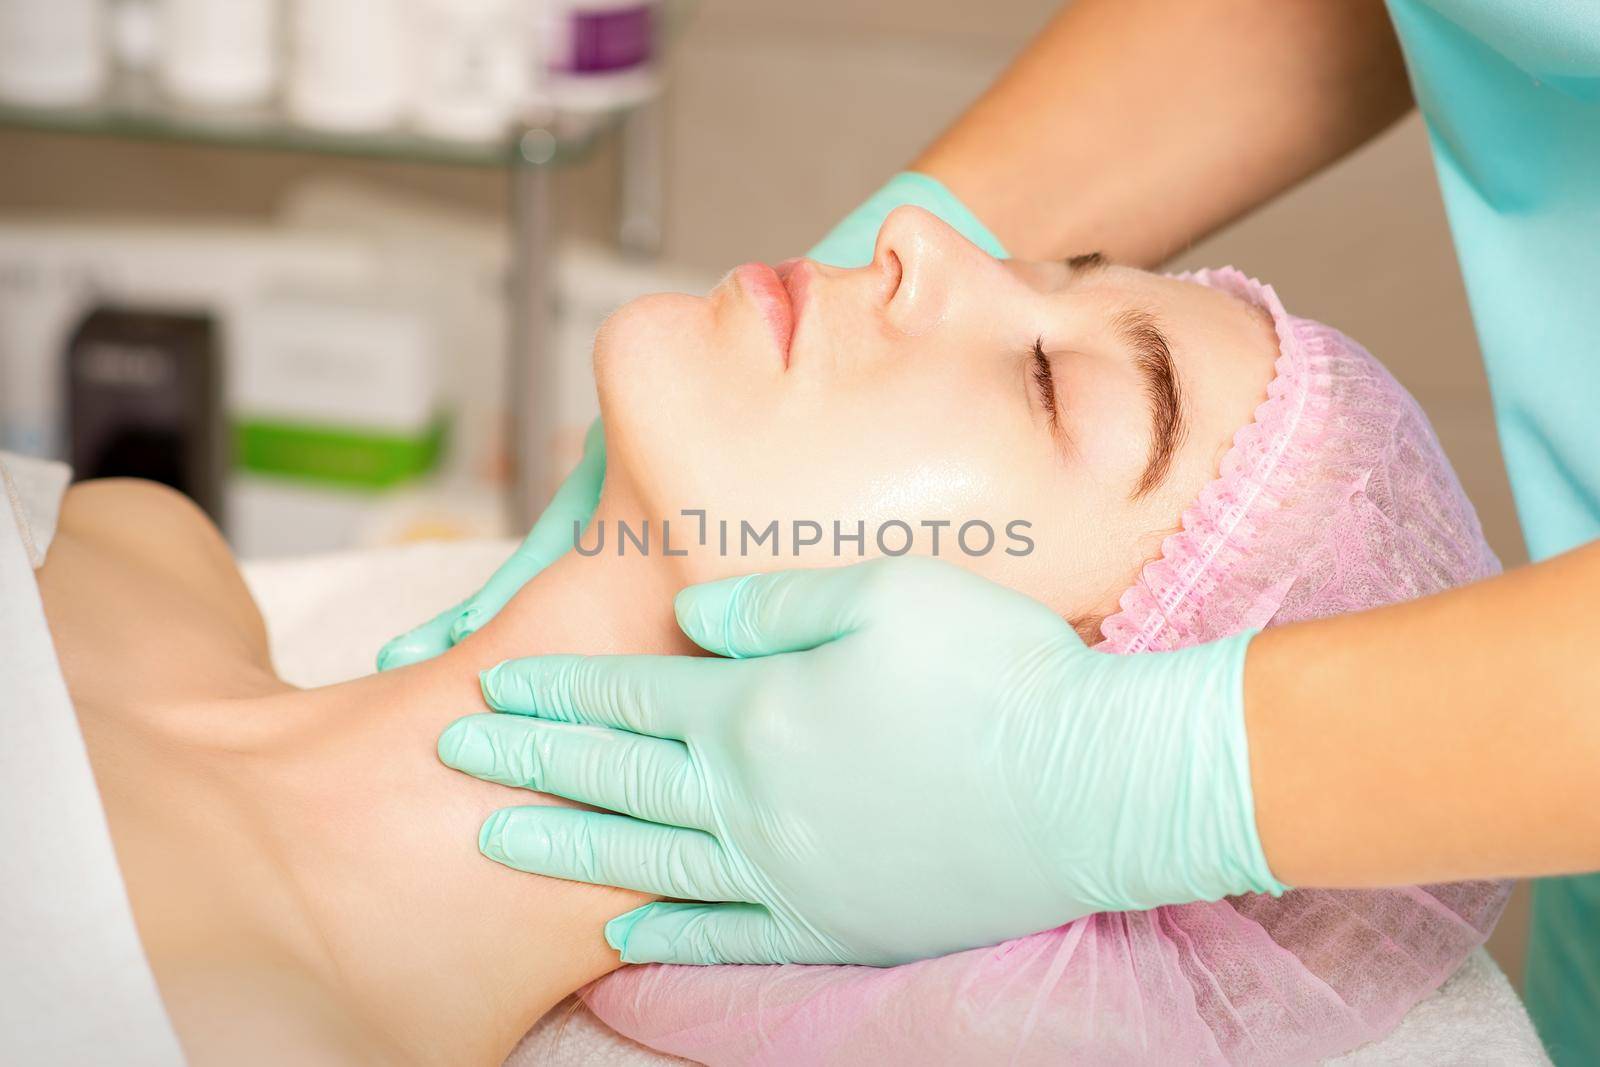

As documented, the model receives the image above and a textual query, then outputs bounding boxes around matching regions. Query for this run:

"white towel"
[243,539,1549,1066]
[1,461,186,1067]
[0,451,70,569]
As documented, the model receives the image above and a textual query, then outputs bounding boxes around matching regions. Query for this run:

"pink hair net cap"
[577,268,1511,1065]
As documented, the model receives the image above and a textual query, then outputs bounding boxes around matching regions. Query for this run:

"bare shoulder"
[59,477,227,561]
[43,478,272,678]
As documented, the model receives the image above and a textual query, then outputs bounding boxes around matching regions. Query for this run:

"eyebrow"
[1060,252,1187,497]
[1113,308,1186,498]
[1065,251,1108,273]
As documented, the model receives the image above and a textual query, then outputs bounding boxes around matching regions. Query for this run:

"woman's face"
[593,207,1277,625]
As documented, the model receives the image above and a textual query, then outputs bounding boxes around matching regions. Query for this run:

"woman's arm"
[914,0,1413,265]
[1248,538,1600,887]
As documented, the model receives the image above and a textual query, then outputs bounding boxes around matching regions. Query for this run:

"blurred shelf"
[0,0,698,171]
[0,93,629,169]
[4,0,697,528]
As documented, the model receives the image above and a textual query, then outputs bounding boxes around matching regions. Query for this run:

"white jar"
[0,0,107,107]
[109,0,159,77]
[534,0,658,114]
[157,0,278,109]
[287,0,409,132]
[410,0,525,142]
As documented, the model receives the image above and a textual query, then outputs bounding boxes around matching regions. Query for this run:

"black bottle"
[65,306,225,525]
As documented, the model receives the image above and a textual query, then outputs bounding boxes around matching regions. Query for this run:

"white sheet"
[243,539,1549,1066]
[0,458,186,1067]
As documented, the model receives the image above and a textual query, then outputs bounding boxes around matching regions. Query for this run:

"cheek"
[738,380,1081,590]
[596,294,770,501]
[643,371,1053,583]
[778,370,1038,525]
[954,480,1151,626]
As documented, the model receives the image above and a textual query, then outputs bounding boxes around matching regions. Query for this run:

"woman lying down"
[15,208,1507,1065]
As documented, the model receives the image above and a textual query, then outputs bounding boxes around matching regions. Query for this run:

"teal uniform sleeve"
[1384,3,1600,1061]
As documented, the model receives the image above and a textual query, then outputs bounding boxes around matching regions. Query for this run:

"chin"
[593,292,710,455]
[592,291,706,397]
[590,292,729,518]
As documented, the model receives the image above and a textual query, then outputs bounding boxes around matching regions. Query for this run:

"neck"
[234,533,693,1064]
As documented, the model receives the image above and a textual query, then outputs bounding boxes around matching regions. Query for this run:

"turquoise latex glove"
[438,557,1286,966]
[807,171,1007,267]
[375,419,605,670]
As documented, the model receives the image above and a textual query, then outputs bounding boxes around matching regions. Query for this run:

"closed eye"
[1030,336,1059,429]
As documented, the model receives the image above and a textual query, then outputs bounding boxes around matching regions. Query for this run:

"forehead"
[1005,260,1194,342]
[1005,257,1201,306]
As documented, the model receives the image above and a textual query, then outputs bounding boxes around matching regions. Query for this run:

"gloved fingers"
[375,599,464,671]
[501,416,608,574]
[478,807,748,902]
[604,901,826,965]
[438,713,715,831]
[450,417,607,643]
[806,172,1008,269]
[480,652,725,739]
[673,564,880,658]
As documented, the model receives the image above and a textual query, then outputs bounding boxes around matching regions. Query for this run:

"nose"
[871,205,998,334]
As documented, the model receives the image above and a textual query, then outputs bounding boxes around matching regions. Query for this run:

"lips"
[776,258,811,325]
[733,262,796,366]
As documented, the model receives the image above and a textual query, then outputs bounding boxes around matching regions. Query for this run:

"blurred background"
[0,0,1530,986]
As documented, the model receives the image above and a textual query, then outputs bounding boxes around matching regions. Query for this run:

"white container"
[230,293,438,449]
[533,0,657,114]
[157,0,278,109]
[0,220,382,461]
[109,0,160,78]
[410,0,525,142]
[287,0,408,132]
[0,0,107,107]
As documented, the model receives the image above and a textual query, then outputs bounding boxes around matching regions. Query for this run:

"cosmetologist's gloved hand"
[375,419,606,670]
[808,171,1008,268]
[378,173,1000,669]
[437,557,1287,967]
